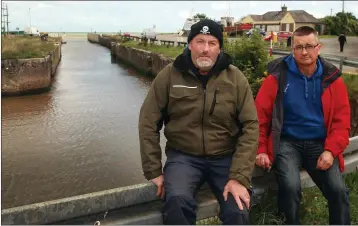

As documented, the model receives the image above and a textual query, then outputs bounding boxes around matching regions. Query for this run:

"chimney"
[282,4,287,13]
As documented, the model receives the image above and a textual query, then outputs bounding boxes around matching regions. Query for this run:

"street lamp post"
[29,7,32,27]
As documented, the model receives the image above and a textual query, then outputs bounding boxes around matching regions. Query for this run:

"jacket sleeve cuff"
[324,135,349,157]
[257,146,267,155]
[228,172,251,189]
[144,169,162,181]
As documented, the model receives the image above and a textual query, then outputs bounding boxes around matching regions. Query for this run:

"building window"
[290,23,294,32]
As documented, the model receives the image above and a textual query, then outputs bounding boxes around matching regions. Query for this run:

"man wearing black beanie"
[139,18,259,225]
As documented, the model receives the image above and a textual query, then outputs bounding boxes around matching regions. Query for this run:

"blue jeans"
[274,137,350,225]
[162,149,249,225]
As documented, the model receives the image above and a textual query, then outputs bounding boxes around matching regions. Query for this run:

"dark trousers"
[273,137,350,225]
[340,42,345,52]
[162,149,249,225]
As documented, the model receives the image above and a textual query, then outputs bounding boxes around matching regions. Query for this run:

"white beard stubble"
[196,57,213,71]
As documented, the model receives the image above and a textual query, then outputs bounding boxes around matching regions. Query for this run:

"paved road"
[319,37,358,59]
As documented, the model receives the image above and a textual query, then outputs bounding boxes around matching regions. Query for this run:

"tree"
[322,12,358,35]
[193,13,208,20]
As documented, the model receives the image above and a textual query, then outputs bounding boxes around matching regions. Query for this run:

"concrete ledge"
[51,189,218,225]
[3,146,357,225]
[1,183,159,225]
[344,136,358,154]
[52,151,358,225]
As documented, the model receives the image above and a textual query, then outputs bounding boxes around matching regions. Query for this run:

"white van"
[24,27,40,36]
[141,28,156,40]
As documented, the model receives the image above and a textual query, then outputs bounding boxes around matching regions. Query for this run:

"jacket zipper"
[209,88,218,115]
[189,70,207,155]
[202,87,206,155]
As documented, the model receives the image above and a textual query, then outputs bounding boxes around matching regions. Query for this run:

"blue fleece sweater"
[282,54,326,140]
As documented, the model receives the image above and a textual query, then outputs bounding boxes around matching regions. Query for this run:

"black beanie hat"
[187,19,223,48]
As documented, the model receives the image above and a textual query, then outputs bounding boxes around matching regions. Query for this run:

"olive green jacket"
[138,50,259,188]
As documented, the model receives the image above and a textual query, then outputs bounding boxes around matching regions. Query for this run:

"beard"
[196,57,213,71]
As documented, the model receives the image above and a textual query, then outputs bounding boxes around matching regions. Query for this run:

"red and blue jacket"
[255,55,351,171]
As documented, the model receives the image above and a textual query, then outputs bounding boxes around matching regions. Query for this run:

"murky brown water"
[1,37,166,209]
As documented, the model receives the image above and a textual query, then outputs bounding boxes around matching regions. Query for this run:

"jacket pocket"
[209,88,219,115]
[170,85,200,99]
[210,85,235,122]
[168,86,201,119]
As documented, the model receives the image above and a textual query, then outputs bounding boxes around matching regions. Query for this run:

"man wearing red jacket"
[255,26,351,225]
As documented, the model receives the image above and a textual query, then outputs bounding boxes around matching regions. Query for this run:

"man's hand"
[317,150,334,170]
[255,153,272,170]
[151,175,165,199]
[223,179,250,210]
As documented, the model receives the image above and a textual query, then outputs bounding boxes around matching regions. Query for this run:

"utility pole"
[342,0,345,13]
[6,4,9,34]
[1,2,4,34]
[1,2,10,35]
[330,8,333,16]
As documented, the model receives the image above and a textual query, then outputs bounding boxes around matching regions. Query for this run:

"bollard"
[340,56,344,72]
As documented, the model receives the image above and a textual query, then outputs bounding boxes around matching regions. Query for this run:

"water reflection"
[1,37,165,209]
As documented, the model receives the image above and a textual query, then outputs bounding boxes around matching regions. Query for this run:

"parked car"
[246,28,266,37]
[277,31,292,40]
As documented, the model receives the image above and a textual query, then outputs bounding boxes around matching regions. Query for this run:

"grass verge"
[1,35,61,59]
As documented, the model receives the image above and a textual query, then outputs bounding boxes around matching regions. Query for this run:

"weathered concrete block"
[2,57,51,95]
[150,53,174,76]
[113,44,152,75]
[50,43,61,76]
[87,33,100,43]
[1,43,62,96]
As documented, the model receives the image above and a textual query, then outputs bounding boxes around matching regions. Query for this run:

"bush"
[223,31,272,97]
[342,73,358,136]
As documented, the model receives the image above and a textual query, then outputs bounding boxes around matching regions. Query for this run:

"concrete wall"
[1,43,62,96]
[150,52,174,76]
[87,33,100,43]
[113,44,154,75]
[50,44,62,76]
[88,33,175,77]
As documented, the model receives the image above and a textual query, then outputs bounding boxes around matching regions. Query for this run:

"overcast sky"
[4,1,358,33]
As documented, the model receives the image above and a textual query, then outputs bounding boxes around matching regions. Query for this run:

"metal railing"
[2,136,358,225]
